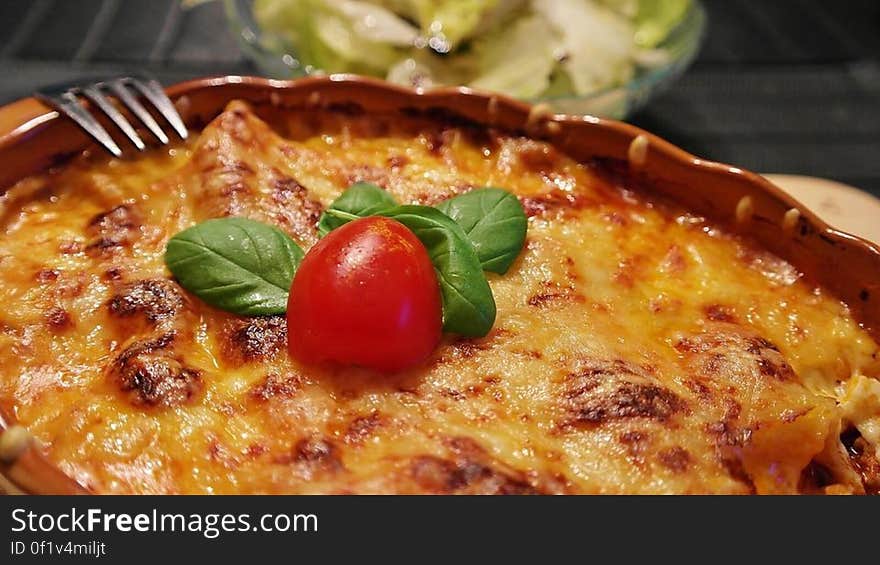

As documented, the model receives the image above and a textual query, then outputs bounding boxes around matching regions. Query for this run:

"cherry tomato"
[287,216,442,372]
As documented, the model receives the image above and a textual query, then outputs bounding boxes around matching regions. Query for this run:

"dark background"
[0,0,878,195]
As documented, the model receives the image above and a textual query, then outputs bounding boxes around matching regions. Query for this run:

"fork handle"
[0,97,55,144]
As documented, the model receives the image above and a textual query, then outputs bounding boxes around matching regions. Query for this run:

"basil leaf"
[164,217,304,316]
[318,182,398,236]
[436,187,527,274]
[380,206,496,337]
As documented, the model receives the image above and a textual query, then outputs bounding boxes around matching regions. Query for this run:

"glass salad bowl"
[224,0,706,119]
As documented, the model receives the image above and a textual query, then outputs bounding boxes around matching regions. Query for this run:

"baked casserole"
[0,79,878,494]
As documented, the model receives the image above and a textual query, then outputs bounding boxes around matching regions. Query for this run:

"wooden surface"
[766,174,880,245]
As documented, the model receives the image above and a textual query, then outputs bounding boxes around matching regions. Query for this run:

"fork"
[35,75,188,158]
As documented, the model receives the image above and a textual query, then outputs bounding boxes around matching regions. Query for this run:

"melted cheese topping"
[0,101,878,494]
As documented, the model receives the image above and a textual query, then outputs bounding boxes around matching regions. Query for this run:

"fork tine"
[81,86,146,152]
[129,77,188,140]
[36,91,122,157]
[107,79,169,144]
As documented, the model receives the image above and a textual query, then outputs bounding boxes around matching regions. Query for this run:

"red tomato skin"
[287,216,442,372]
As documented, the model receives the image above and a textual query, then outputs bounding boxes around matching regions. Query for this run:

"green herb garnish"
[165,217,303,316]
[435,187,527,274]
[382,206,496,337]
[167,184,526,337]
[316,182,397,236]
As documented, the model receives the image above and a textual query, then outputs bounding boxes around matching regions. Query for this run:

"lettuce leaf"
[534,0,634,95]
[633,0,691,48]
[375,0,526,50]
[468,14,559,99]
[255,0,417,72]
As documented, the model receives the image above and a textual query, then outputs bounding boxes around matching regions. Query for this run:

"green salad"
[252,0,692,99]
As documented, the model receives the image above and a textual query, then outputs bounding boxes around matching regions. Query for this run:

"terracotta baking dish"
[0,75,878,494]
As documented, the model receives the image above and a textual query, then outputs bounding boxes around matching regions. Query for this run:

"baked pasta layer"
[1,101,878,494]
